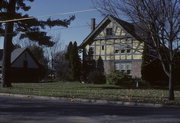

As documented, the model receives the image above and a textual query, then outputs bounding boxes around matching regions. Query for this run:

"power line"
[0,8,101,23]
[0,24,90,35]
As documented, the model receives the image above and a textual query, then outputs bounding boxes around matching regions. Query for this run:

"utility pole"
[2,0,16,87]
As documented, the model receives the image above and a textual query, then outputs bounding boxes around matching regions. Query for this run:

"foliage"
[0,0,75,46]
[95,0,180,100]
[96,56,104,73]
[174,52,180,84]
[106,71,132,86]
[53,51,69,81]
[0,0,75,87]
[28,45,49,80]
[81,49,103,82]
[28,45,48,67]
[87,71,106,84]
[141,47,180,86]
[141,45,168,85]
[65,41,81,81]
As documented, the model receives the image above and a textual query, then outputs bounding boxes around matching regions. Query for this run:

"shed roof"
[0,48,27,66]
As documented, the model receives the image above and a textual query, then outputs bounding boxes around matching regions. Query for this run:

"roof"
[0,48,40,67]
[11,48,26,63]
[0,48,26,66]
[79,15,148,48]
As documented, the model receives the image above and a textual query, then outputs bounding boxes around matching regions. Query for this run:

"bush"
[87,71,106,84]
[106,71,132,86]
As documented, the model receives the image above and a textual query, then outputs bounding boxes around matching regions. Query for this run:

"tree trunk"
[1,0,16,87]
[168,63,174,100]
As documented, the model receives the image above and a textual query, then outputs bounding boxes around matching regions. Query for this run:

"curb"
[0,93,179,108]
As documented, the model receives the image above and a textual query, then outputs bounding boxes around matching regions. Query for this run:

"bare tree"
[44,33,63,80]
[94,0,180,100]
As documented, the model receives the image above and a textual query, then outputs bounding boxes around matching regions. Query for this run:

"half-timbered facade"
[79,15,145,78]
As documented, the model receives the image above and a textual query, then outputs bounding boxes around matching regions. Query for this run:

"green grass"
[0,82,180,105]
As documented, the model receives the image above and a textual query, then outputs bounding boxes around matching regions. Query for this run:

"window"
[121,49,125,54]
[120,64,126,70]
[115,63,120,70]
[121,70,125,73]
[127,49,131,53]
[115,45,120,54]
[115,50,119,54]
[126,64,132,70]
[118,63,132,75]
[106,28,113,36]
[127,70,131,74]
[89,47,94,55]
[102,45,104,50]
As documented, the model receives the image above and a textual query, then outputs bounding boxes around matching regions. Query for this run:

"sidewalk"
[1,93,179,108]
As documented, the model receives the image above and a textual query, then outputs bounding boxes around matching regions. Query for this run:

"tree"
[95,0,180,100]
[0,0,75,87]
[141,44,167,84]
[28,45,48,80]
[72,42,81,81]
[28,45,48,68]
[81,47,96,82]
[65,41,81,81]
[53,50,69,81]
[97,56,104,73]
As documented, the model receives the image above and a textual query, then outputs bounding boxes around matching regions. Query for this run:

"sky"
[0,0,104,49]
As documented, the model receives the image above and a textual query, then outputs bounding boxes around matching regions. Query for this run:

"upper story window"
[121,49,125,54]
[127,49,131,53]
[89,47,94,55]
[102,45,105,50]
[106,28,113,36]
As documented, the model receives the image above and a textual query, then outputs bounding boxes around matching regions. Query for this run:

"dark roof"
[79,15,148,48]
[0,48,27,66]
[11,48,26,63]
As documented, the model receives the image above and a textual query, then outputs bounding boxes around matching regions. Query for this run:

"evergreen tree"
[65,41,81,81]
[72,42,81,81]
[97,56,104,73]
[141,45,168,85]
[87,47,96,72]
[0,0,75,87]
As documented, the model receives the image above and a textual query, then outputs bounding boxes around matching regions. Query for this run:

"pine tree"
[65,41,81,81]
[141,45,167,85]
[72,42,81,81]
[97,56,104,73]
[0,0,75,87]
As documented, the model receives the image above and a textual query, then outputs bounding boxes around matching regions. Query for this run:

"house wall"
[84,20,144,78]
[10,68,41,83]
[11,52,39,68]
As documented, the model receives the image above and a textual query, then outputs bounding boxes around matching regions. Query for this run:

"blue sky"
[0,0,104,49]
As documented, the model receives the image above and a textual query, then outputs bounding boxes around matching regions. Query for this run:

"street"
[0,96,180,123]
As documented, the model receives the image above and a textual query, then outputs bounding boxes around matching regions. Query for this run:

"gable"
[79,15,138,48]
[11,50,39,68]
[95,21,130,39]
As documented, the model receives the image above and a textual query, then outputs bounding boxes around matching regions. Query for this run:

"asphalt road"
[0,96,180,123]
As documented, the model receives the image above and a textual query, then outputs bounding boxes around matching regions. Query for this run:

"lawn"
[0,82,180,105]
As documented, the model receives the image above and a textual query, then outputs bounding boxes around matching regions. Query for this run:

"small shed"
[0,48,43,83]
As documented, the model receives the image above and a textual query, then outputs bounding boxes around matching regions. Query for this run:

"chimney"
[91,18,96,31]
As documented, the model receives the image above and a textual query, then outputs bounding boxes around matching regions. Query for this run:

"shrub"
[106,71,132,86]
[87,71,106,84]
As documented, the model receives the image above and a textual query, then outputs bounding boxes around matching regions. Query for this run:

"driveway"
[0,96,180,123]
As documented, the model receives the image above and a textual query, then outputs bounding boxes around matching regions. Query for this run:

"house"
[0,48,43,83]
[79,15,145,78]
